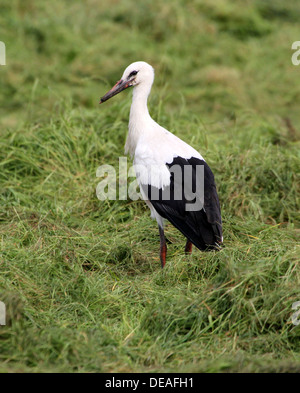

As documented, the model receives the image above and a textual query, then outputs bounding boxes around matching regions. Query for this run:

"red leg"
[159,226,167,268]
[185,239,193,255]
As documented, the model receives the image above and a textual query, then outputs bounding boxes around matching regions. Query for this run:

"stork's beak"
[99,79,131,104]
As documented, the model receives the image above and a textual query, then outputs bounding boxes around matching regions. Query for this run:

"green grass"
[0,0,300,372]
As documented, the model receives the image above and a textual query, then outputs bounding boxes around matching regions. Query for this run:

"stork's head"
[100,61,154,104]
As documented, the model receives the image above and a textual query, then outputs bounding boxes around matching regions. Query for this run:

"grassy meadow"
[0,0,300,372]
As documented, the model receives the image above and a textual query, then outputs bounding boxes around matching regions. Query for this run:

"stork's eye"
[128,70,138,78]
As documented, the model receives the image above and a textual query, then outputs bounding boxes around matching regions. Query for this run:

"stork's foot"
[185,239,193,255]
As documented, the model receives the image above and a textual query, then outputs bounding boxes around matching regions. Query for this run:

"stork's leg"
[158,225,167,268]
[185,239,193,255]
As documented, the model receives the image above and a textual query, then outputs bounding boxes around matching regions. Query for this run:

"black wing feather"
[141,156,222,251]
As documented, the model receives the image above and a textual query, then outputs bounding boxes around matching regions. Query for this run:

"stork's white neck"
[125,82,154,157]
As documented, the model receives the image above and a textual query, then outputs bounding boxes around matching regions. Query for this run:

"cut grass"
[0,0,300,372]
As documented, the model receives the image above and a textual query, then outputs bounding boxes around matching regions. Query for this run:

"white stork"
[100,61,223,268]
